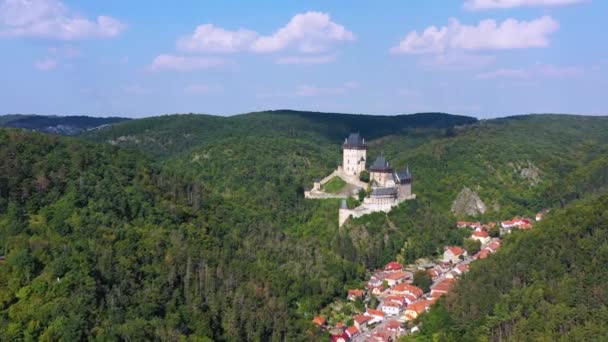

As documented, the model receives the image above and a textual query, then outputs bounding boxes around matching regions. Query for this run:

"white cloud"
[391,16,559,54]
[177,12,354,54]
[465,0,585,10]
[294,82,358,97]
[149,55,226,72]
[177,24,258,53]
[275,54,336,65]
[476,64,584,79]
[34,58,56,70]
[252,12,355,53]
[0,0,126,40]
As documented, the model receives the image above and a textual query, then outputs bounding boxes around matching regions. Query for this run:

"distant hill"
[0,114,129,135]
[81,110,477,159]
[2,110,608,340]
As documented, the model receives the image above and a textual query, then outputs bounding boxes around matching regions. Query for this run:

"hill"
[406,190,608,341]
[2,111,608,340]
[0,114,129,135]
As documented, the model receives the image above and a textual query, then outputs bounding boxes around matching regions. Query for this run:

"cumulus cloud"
[252,12,355,53]
[177,12,354,54]
[391,16,559,54]
[0,0,126,40]
[465,0,585,10]
[149,55,226,72]
[177,24,258,53]
[476,64,584,79]
[34,58,57,70]
[275,54,336,65]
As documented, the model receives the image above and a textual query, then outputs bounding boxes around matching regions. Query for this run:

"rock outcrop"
[451,186,487,216]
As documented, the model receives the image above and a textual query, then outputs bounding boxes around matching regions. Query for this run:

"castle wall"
[343,148,367,176]
[370,171,393,187]
[398,183,412,199]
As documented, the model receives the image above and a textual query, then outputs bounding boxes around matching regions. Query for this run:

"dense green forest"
[0,115,128,135]
[1,111,608,340]
[405,191,608,341]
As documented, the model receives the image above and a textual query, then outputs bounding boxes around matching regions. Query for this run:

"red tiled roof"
[312,316,326,326]
[383,301,402,308]
[457,263,469,273]
[446,246,465,255]
[384,261,402,271]
[346,326,359,337]
[477,249,491,259]
[392,283,423,297]
[488,241,500,251]
[433,278,455,294]
[366,309,385,317]
[348,289,364,298]
[473,231,489,238]
[385,271,409,281]
[386,320,401,330]
[407,300,432,314]
[354,314,372,324]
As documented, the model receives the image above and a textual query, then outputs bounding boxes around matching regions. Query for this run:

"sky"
[0,0,606,118]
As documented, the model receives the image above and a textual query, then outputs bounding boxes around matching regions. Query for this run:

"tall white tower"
[342,133,367,176]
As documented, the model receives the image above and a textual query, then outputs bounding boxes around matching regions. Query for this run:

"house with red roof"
[443,246,467,263]
[471,230,490,244]
[365,309,385,324]
[384,261,402,272]
[454,263,470,275]
[385,271,410,287]
[488,241,500,251]
[312,316,326,327]
[404,300,433,320]
[381,301,403,316]
[330,331,349,342]
[391,283,424,298]
[345,326,360,339]
[347,289,365,301]
[354,314,372,331]
[431,278,455,298]
[475,248,491,259]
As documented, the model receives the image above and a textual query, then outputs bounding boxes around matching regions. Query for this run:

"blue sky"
[0,0,606,118]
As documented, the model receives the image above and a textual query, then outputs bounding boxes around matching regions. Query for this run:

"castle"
[305,133,416,226]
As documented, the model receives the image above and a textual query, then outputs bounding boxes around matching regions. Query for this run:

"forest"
[1,111,608,340]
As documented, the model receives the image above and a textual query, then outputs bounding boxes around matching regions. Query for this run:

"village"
[312,214,545,342]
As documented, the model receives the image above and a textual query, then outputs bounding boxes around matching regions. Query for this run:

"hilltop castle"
[305,133,416,226]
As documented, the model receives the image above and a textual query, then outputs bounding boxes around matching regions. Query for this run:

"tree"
[358,189,366,201]
[463,238,481,255]
[359,171,370,183]
[489,226,500,238]
[413,270,432,293]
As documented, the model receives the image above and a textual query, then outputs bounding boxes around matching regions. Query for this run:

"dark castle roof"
[371,187,398,197]
[343,133,367,149]
[394,167,412,184]
[369,155,393,173]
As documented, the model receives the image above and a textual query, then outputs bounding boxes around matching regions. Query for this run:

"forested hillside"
[1,111,608,340]
[0,115,128,135]
[406,191,608,341]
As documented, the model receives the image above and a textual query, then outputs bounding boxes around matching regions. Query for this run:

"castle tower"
[394,166,413,199]
[342,133,367,176]
[369,154,394,187]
